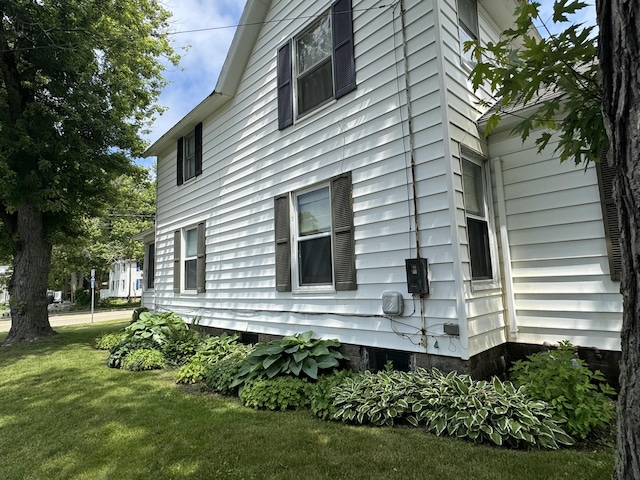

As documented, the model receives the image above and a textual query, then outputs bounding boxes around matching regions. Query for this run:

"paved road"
[0,309,133,333]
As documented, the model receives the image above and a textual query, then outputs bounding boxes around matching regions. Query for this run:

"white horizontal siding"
[490,132,622,351]
[153,0,461,356]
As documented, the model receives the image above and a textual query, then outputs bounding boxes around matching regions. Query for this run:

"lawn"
[0,321,613,480]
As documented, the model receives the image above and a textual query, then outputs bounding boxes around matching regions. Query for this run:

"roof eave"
[144,0,271,158]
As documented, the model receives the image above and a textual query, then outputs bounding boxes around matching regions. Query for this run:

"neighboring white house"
[141,0,622,378]
[107,260,143,299]
[133,228,156,310]
[0,265,10,303]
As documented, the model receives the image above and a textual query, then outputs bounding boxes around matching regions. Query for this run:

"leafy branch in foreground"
[467,0,605,165]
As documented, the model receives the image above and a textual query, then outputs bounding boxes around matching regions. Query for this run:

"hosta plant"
[231,331,348,388]
[331,368,574,449]
[94,331,127,350]
[201,349,254,395]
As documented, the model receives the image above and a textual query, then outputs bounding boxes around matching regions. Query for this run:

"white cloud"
[144,0,245,147]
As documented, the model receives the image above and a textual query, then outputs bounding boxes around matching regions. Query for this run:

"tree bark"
[3,205,56,345]
[597,1,640,479]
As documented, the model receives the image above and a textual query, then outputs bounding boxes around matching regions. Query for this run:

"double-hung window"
[173,223,206,293]
[274,173,356,292]
[176,123,203,185]
[277,0,356,129]
[462,158,494,280]
[457,0,479,65]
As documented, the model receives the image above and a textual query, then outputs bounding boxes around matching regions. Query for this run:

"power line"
[0,4,395,54]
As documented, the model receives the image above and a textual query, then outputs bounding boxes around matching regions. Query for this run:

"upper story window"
[462,157,495,281]
[457,0,479,65]
[274,173,356,292]
[277,0,356,129]
[176,122,203,185]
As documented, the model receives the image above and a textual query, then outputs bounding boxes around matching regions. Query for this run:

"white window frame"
[145,242,155,290]
[291,182,335,293]
[183,131,197,182]
[183,226,198,292]
[462,154,499,288]
[457,0,479,67]
[293,10,335,119]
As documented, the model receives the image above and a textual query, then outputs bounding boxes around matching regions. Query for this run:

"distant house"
[0,265,10,303]
[107,260,143,300]
[140,0,622,378]
[133,228,155,310]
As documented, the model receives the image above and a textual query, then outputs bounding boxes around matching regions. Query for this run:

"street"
[0,309,133,333]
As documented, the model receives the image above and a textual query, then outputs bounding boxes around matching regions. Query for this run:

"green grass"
[0,322,614,480]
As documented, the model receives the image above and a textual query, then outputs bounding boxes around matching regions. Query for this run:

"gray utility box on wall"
[405,258,429,295]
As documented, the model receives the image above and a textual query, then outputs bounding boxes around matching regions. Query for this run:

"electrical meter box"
[405,258,429,295]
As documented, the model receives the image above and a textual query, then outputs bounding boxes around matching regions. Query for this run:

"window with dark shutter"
[596,150,622,281]
[177,123,203,185]
[276,2,355,128]
[274,172,356,292]
[146,243,155,289]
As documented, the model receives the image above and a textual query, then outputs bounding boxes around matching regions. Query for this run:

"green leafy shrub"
[309,370,356,420]
[108,337,157,369]
[121,348,166,371]
[201,348,254,395]
[131,306,149,323]
[510,341,616,440]
[231,331,348,388]
[331,368,573,449]
[94,331,126,350]
[240,376,313,411]
[74,289,91,307]
[176,334,252,385]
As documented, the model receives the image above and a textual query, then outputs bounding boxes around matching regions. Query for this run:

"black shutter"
[332,172,356,290]
[274,194,292,292]
[332,0,356,99]
[176,138,184,186]
[173,230,181,293]
[194,123,203,177]
[277,41,293,130]
[196,221,206,293]
[596,148,622,281]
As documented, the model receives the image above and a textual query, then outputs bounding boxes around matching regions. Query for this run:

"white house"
[107,260,143,300]
[142,0,622,379]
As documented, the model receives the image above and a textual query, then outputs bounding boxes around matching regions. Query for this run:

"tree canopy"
[0,0,177,343]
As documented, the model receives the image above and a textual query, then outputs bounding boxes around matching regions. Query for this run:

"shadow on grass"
[0,323,615,480]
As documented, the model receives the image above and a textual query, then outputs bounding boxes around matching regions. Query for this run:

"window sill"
[292,285,336,295]
[470,279,501,292]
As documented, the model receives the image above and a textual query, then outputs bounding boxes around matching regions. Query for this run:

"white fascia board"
[144,0,271,158]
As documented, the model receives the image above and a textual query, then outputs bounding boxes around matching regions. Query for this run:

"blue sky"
[139,0,597,167]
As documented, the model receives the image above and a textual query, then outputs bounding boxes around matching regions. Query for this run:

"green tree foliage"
[48,165,156,291]
[0,0,176,343]
[467,1,605,164]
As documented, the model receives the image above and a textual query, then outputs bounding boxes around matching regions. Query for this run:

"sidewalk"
[0,309,133,333]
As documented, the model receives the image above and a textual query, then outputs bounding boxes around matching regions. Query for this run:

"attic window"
[277,0,356,129]
[176,123,202,185]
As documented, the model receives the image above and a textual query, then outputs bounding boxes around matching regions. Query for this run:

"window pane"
[468,218,492,279]
[147,243,155,289]
[184,133,196,180]
[463,159,484,216]
[185,259,197,289]
[297,59,333,115]
[458,0,478,40]
[185,228,198,257]
[299,236,332,284]
[298,187,331,235]
[297,14,331,74]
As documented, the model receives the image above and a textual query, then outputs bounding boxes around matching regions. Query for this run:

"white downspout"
[492,156,519,339]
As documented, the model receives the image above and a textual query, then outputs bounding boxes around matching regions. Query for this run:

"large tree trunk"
[3,205,56,345]
[597,1,640,479]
